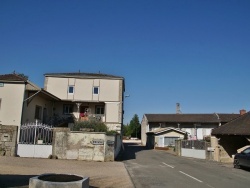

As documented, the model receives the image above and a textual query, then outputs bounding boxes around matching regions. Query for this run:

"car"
[234,146,250,169]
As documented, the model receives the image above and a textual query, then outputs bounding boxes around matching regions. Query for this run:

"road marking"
[162,162,175,168]
[206,184,215,188]
[179,171,203,183]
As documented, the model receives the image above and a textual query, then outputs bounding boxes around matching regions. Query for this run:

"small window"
[68,86,74,94]
[95,105,104,115]
[0,83,4,87]
[93,87,99,94]
[63,104,73,114]
[35,105,42,120]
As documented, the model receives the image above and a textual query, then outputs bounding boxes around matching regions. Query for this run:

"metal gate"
[181,140,208,159]
[17,121,53,158]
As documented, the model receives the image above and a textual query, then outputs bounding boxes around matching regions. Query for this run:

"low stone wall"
[52,128,118,162]
[0,125,18,156]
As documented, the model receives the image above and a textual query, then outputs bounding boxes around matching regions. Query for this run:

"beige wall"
[0,83,25,126]
[22,93,54,124]
[45,77,121,102]
[105,102,119,123]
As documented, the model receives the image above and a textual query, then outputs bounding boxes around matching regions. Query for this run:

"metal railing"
[19,120,53,145]
[181,140,206,150]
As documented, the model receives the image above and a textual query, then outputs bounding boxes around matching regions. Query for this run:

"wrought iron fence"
[181,140,206,150]
[19,121,53,145]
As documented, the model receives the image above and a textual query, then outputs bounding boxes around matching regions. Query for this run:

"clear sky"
[1,0,250,124]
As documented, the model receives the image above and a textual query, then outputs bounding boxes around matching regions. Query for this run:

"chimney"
[240,109,246,115]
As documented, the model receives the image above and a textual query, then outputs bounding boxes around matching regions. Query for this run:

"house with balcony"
[43,72,125,133]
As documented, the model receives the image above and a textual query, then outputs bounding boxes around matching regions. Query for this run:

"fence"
[181,140,210,159]
[181,140,206,150]
[18,121,53,158]
[19,121,53,145]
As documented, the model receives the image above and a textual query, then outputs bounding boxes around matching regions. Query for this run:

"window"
[0,83,4,87]
[63,104,73,114]
[68,86,74,94]
[95,105,104,115]
[93,87,99,94]
[35,105,42,120]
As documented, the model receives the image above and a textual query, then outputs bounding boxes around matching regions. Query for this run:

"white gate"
[181,140,207,159]
[17,120,53,158]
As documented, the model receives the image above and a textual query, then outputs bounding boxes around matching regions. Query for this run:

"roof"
[147,127,187,135]
[0,74,28,82]
[144,113,240,124]
[44,72,124,80]
[212,111,250,136]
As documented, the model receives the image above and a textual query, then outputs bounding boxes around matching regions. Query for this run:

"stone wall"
[0,125,18,156]
[52,128,118,162]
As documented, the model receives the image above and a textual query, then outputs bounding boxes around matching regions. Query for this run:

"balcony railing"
[79,114,105,122]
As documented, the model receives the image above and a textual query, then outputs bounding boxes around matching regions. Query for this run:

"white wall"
[0,83,25,126]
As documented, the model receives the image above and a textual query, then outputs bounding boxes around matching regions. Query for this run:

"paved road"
[122,141,250,188]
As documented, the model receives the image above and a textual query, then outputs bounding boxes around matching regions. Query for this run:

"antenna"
[176,103,182,114]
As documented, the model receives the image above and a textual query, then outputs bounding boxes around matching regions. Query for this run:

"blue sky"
[1,0,250,124]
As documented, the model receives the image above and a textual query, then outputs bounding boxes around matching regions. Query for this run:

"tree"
[128,114,141,139]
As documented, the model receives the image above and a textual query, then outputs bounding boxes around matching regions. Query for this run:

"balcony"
[79,114,105,122]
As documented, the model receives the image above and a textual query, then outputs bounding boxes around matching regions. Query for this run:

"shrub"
[73,118,108,132]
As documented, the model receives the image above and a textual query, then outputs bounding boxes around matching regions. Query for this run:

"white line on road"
[206,184,215,188]
[179,171,203,183]
[162,162,175,168]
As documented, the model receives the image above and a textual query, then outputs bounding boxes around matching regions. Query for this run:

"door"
[43,108,47,124]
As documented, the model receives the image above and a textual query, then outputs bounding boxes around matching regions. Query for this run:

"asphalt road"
[122,141,250,188]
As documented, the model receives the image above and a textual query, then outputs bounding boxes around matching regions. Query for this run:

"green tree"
[129,114,141,139]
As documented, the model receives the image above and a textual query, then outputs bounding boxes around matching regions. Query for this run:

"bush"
[106,130,118,135]
[73,118,108,132]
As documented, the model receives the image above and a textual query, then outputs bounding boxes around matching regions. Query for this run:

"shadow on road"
[0,174,36,188]
[118,142,148,161]
[0,174,99,188]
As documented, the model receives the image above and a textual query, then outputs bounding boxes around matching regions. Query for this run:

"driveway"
[0,156,134,188]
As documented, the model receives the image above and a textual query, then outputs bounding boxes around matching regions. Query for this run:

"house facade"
[43,72,125,133]
[141,113,240,146]
[0,74,60,156]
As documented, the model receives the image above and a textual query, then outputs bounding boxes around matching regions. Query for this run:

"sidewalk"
[0,156,134,188]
